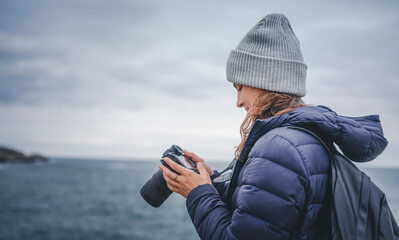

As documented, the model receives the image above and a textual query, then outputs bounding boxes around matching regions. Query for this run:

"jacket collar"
[239,105,387,163]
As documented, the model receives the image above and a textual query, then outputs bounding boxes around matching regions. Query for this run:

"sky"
[0,0,398,166]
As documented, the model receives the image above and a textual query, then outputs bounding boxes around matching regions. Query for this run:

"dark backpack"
[288,126,399,240]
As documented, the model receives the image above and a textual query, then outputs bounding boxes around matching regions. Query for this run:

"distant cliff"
[0,146,48,163]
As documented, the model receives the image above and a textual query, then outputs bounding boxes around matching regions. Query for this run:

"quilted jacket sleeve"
[186,133,310,240]
[213,180,229,203]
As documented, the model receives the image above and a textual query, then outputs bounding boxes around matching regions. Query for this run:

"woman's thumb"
[184,149,193,157]
[184,150,200,161]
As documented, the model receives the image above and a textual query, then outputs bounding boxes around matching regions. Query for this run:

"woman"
[159,14,387,240]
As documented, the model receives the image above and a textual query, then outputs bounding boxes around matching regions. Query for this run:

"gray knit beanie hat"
[226,13,307,96]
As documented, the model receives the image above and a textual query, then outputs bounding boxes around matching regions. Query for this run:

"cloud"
[0,0,398,166]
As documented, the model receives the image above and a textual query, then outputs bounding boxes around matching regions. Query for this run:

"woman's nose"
[236,97,244,108]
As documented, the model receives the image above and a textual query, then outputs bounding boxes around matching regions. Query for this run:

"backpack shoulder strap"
[286,125,332,156]
[286,125,341,239]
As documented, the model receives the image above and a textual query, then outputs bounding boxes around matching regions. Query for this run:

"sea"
[0,158,398,240]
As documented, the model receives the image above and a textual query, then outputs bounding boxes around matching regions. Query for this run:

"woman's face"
[234,84,263,112]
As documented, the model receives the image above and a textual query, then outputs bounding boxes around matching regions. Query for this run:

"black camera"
[140,145,198,208]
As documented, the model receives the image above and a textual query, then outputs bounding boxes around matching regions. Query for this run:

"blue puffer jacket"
[186,105,388,240]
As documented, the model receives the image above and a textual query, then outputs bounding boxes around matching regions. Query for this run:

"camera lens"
[140,169,172,208]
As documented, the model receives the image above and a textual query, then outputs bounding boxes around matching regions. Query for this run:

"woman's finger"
[161,169,171,181]
[162,171,181,187]
[197,162,204,174]
[197,162,209,177]
[160,165,186,185]
[184,150,203,163]
[163,157,191,175]
[159,164,179,180]
[166,182,178,192]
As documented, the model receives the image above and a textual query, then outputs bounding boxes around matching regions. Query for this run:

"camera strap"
[211,158,237,183]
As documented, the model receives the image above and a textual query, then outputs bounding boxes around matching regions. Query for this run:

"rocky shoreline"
[0,147,48,163]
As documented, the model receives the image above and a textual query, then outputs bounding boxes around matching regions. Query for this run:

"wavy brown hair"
[235,88,306,160]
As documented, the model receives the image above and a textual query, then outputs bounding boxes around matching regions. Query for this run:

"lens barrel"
[140,169,172,208]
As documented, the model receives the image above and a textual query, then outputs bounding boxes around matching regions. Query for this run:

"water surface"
[0,159,398,240]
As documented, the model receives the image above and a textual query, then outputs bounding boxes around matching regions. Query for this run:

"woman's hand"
[184,150,214,176]
[159,157,212,199]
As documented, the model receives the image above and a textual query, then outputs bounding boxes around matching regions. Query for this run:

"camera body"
[140,145,198,208]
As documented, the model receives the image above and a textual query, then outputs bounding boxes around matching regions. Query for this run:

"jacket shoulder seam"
[272,132,311,179]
